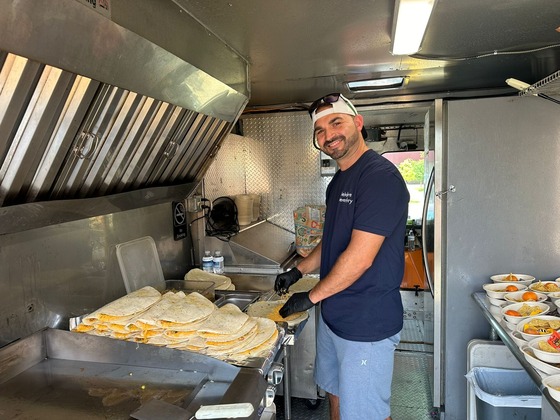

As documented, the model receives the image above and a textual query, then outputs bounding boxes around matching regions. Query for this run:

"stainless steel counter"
[472,292,560,418]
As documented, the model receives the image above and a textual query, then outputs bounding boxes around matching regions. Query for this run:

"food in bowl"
[490,274,535,286]
[521,318,560,335]
[504,290,547,304]
[538,340,560,353]
[483,282,528,299]
[501,302,550,324]
[528,336,560,363]
[530,281,560,293]
[522,291,538,301]
[506,309,522,317]
[509,303,545,316]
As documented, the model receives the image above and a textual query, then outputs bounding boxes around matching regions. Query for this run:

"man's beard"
[322,128,359,160]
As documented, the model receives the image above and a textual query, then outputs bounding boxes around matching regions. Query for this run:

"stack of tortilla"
[72,285,278,362]
[75,286,163,339]
[185,268,235,291]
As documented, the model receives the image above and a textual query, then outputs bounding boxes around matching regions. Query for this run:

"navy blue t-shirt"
[320,149,410,342]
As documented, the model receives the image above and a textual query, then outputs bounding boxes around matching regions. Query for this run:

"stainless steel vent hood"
[0,0,249,208]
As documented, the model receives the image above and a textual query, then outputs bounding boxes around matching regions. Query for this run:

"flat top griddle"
[0,328,276,420]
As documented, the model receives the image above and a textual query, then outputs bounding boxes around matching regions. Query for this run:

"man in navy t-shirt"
[276,93,409,420]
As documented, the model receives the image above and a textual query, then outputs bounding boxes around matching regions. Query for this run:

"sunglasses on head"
[308,93,358,117]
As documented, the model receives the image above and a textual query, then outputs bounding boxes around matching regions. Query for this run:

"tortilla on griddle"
[82,286,161,325]
[226,324,279,362]
[129,291,185,330]
[185,268,233,290]
[205,317,258,345]
[196,303,249,337]
[230,317,277,354]
[167,335,207,350]
[156,292,215,328]
[246,300,308,327]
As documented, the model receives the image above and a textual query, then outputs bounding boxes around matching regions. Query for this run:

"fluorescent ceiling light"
[391,0,436,55]
[347,77,406,92]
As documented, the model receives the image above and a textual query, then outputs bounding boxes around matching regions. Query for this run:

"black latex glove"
[279,292,315,318]
[274,267,302,295]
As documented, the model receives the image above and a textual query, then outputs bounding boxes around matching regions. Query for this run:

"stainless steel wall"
[0,187,192,347]
[205,113,330,232]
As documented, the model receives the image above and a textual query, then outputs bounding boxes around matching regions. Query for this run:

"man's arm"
[296,239,322,275]
[308,229,384,304]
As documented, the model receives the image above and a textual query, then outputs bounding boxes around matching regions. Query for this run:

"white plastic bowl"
[529,281,560,295]
[528,337,560,364]
[487,296,507,307]
[542,374,560,403]
[503,319,518,331]
[504,290,547,304]
[489,303,504,318]
[547,291,560,300]
[516,315,560,341]
[483,282,527,299]
[490,273,535,286]
[509,330,527,348]
[501,302,550,324]
[523,346,560,376]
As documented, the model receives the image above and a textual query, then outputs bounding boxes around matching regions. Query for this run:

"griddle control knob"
[264,385,276,407]
[267,362,284,385]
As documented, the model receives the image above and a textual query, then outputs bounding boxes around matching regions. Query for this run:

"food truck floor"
[275,350,435,420]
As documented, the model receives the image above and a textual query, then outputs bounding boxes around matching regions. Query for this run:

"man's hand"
[279,292,315,318]
[274,267,302,295]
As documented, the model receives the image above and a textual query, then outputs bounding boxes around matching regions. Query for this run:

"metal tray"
[214,290,261,311]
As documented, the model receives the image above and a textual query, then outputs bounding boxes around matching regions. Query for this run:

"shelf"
[472,292,560,417]
[519,70,560,97]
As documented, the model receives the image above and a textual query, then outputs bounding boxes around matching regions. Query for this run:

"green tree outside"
[398,157,424,184]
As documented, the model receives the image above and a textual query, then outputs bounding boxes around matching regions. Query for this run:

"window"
[382,150,424,222]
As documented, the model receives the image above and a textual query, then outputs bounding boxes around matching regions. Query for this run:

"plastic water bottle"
[408,230,415,251]
[202,250,213,272]
[213,250,224,274]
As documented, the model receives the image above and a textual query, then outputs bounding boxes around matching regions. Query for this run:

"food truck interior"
[1,1,560,419]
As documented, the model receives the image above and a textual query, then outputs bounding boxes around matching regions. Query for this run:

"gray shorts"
[314,314,400,420]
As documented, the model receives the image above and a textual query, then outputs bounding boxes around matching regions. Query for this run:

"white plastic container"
[202,250,213,273]
[466,367,541,420]
[249,193,260,221]
[235,194,253,225]
[213,250,224,274]
[116,236,165,293]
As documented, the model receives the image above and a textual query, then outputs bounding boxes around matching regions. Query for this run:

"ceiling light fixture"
[391,0,437,55]
[347,77,406,92]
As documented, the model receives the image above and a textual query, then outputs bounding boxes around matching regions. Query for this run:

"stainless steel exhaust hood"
[0,0,249,209]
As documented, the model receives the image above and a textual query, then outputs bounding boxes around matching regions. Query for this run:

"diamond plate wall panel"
[203,133,247,200]
[204,112,330,232]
